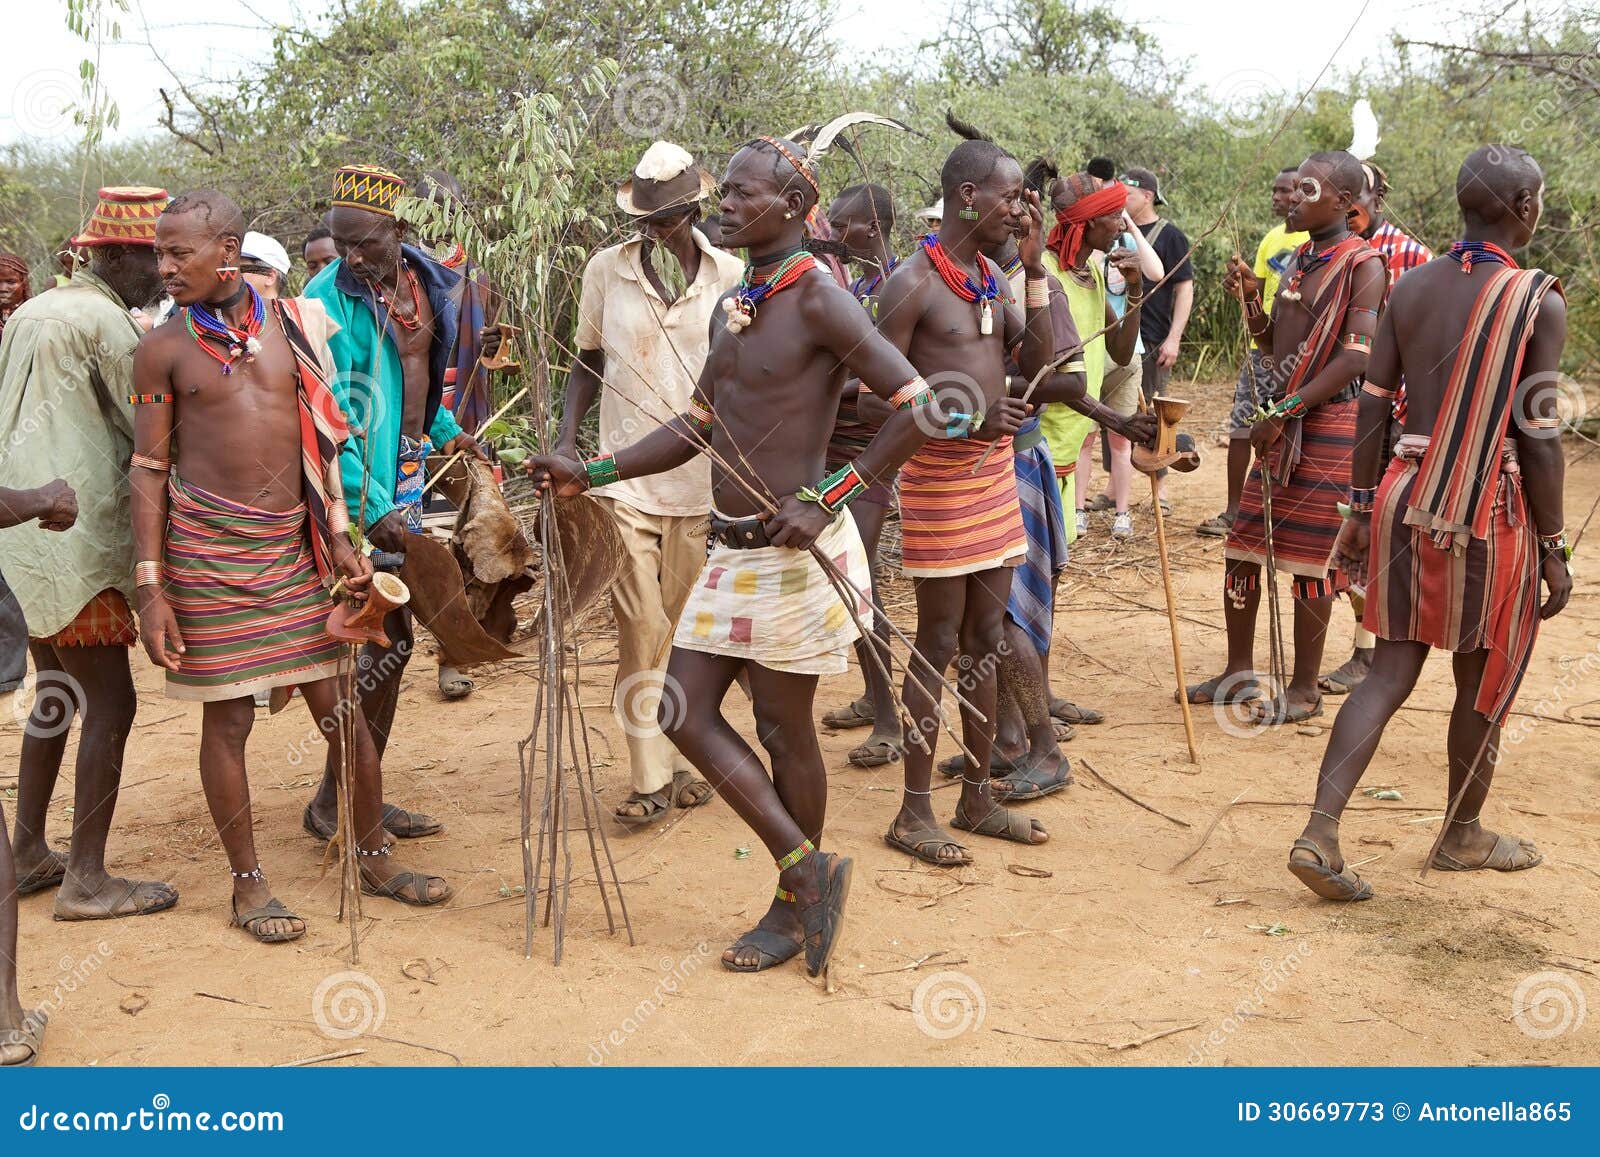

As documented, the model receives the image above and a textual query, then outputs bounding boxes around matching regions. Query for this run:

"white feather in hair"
[1347,99,1380,161]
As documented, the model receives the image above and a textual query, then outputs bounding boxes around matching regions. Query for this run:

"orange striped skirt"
[897,436,1025,578]
[35,590,137,648]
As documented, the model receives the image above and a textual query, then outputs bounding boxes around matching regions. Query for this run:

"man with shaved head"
[133,188,453,941]
[874,136,1054,866]
[1195,151,1386,727]
[530,136,952,979]
[1288,145,1568,900]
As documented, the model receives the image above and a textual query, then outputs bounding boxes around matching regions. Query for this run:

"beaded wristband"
[1539,531,1571,562]
[798,462,868,515]
[1349,486,1377,513]
[944,410,984,439]
[134,560,162,588]
[1024,277,1050,309]
[584,453,620,489]
[1243,296,1265,319]
[1272,393,1308,419]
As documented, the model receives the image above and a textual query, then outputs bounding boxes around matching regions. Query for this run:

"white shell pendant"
[722,296,754,333]
[979,299,993,336]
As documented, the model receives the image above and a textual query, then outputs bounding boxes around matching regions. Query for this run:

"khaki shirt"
[0,271,141,636]
[575,229,743,517]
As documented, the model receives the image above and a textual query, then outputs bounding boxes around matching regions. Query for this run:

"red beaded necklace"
[377,262,424,330]
[722,249,818,333]
[921,235,1000,333]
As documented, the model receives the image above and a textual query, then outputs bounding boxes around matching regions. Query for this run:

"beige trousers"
[593,496,706,795]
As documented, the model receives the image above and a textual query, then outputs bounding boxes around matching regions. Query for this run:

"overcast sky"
[5,0,1497,145]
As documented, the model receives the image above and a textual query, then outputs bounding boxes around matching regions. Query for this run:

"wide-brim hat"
[617,141,716,218]
[916,198,944,223]
[73,186,169,247]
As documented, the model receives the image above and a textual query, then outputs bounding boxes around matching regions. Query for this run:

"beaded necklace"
[722,249,816,333]
[376,262,424,330]
[185,282,266,375]
[1446,240,1518,275]
[849,254,899,304]
[1280,233,1355,302]
[921,235,1000,334]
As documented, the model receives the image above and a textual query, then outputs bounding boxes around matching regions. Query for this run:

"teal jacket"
[305,245,465,529]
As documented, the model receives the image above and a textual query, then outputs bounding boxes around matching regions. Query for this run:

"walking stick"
[1138,393,1199,763]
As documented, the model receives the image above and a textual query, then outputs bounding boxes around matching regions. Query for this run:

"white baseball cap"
[241,231,291,277]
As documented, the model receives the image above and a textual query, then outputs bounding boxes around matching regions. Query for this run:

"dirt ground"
[6,376,1598,1068]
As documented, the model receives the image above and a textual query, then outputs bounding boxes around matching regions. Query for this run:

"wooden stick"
[415,384,531,501]
[1150,471,1198,763]
[1078,758,1190,828]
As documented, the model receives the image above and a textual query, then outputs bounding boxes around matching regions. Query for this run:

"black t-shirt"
[1137,218,1193,349]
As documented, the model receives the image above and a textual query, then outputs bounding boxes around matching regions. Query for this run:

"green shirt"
[0,271,140,635]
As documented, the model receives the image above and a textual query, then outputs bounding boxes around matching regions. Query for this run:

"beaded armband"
[682,397,714,436]
[1361,381,1397,400]
[797,462,867,515]
[129,452,171,472]
[128,393,174,405]
[584,453,620,490]
[888,377,935,410]
[1349,486,1377,514]
[1523,415,1562,430]
[1343,333,1373,352]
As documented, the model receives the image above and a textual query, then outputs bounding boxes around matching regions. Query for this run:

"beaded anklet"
[774,838,815,872]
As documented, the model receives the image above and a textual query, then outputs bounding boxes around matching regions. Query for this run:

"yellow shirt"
[1039,253,1106,528]
[1255,222,1309,316]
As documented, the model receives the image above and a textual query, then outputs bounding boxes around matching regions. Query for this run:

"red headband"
[1044,182,1128,269]
[755,136,819,197]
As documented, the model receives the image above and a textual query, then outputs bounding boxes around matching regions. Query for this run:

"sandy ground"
[5,376,1598,1068]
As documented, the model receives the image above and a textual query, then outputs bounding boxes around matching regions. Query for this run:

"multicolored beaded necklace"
[921,235,1000,334]
[1000,254,1024,281]
[376,262,424,331]
[1279,234,1356,302]
[1446,240,1518,274]
[722,249,816,333]
[185,282,265,375]
[849,255,899,304]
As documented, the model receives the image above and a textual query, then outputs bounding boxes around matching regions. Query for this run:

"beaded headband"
[751,136,820,197]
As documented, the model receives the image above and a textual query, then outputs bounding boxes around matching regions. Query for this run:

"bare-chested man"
[1287,146,1568,900]
[1191,152,1386,725]
[874,139,1056,865]
[304,164,488,844]
[1,477,77,1066]
[133,190,451,942]
[531,137,1001,976]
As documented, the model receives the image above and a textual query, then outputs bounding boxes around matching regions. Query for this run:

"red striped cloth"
[1366,437,1538,723]
[1226,398,1355,582]
[898,436,1024,578]
[1403,268,1562,550]
[36,590,136,648]
[276,298,349,584]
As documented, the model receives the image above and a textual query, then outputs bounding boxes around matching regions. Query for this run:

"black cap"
[1120,167,1166,207]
